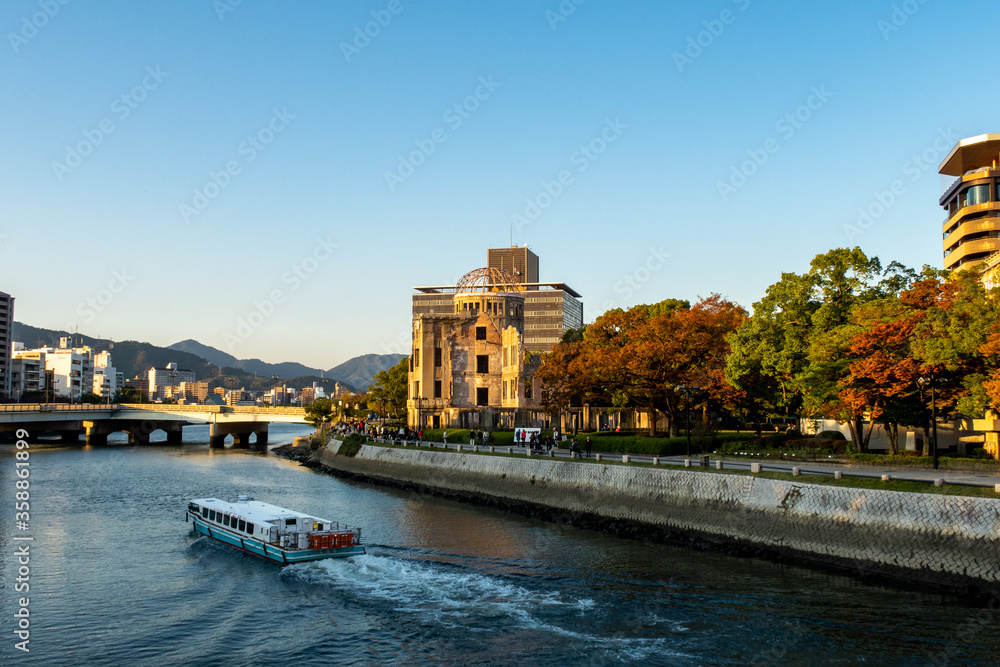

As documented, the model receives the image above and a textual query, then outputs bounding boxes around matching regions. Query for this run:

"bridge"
[0,403,308,446]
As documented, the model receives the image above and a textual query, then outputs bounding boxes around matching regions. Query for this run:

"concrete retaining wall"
[313,441,1000,591]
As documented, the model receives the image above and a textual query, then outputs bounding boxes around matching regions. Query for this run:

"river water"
[2,424,999,666]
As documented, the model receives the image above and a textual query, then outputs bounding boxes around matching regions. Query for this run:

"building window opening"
[964,184,991,208]
[434,348,442,367]
[434,380,442,398]
[476,326,487,340]
[524,378,533,399]
[476,387,489,406]
[414,350,420,367]
[477,355,489,374]
[414,381,420,397]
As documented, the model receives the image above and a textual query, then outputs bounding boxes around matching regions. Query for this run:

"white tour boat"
[187,495,365,564]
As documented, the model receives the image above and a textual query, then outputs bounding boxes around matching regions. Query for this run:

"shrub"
[817,430,846,440]
[339,433,367,457]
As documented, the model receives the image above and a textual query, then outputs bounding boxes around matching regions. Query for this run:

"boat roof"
[191,498,330,525]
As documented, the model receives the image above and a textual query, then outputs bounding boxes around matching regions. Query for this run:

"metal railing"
[0,403,305,415]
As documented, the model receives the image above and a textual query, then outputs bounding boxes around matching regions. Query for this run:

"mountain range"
[11,322,404,393]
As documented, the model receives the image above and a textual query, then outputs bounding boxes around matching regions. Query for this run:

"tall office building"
[412,247,583,353]
[0,291,11,398]
[487,246,539,284]
[939,134,1000,270]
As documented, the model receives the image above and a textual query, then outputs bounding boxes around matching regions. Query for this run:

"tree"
[571,295,745,436]
[536,339,593,423]
[117,387,148,403]
[304,398,335,428]
[368,358,408,418]
[727,248,921,449]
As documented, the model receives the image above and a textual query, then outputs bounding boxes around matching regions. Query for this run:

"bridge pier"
[209,423,268,448]
[60,430,81,443]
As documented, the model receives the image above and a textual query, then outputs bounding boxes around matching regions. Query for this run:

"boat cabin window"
[285,518,296,527]
[246,522,255,534]
[238,519,246,532]
[223,514,230,527]
[210,510,217,522]
[188,503,199,513]
[316,523,324,531]
[201,507,208,518]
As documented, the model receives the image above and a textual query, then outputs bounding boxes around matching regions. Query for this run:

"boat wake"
[283,554,693,663]
[285,553,591,625]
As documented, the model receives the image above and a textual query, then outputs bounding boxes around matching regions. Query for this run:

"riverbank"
[274,438,1000,596]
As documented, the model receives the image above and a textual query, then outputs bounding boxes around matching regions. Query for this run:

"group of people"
[511,429,593,457]
[341,422,598,457]
[467,430,494,447]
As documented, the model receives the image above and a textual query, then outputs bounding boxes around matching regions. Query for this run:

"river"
[1,424,998,666]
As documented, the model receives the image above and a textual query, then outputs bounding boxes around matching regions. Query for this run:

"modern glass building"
[939,134,1000,270]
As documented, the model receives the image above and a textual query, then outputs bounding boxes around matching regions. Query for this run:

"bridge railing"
[0,403,305,415]
[0,403,117,412]
[120,404,305,415]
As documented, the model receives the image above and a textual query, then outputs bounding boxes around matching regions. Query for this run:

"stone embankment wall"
[312,440,1000,592]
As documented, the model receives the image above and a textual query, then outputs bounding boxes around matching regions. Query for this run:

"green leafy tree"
[368,358,408,418]
[304,398,335,428]
[117,387,148,403]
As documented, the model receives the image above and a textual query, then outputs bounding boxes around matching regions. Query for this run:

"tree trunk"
[887,422,898,456]
[855,416,867,453]
[845,420,859,454]
[922,426,931,456]
[648,407,657,437]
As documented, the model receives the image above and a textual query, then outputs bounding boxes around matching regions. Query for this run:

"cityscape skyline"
[4,1,1000,368]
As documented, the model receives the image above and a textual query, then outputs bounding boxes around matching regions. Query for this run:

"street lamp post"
[676,384,696,457]
[917,377,939,470]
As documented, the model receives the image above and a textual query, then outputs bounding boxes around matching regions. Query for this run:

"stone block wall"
[315,441,1000,590]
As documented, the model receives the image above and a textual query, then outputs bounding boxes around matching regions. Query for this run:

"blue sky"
[2,0,998,369]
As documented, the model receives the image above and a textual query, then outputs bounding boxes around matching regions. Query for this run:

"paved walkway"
[364,435,1000,489]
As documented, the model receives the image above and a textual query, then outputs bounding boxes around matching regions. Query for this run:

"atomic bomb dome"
[455,267,522,295]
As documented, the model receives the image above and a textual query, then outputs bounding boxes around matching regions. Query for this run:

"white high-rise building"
[92,350,121,398]
[148,362,196,400]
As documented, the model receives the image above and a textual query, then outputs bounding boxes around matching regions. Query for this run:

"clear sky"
[3,0,998,369]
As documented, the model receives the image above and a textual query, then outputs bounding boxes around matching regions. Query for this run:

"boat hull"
[191,515,365,564]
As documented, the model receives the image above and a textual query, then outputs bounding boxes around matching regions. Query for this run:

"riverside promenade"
[364,435,1000,490]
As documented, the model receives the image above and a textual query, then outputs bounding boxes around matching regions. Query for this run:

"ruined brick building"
[407,266,550,430]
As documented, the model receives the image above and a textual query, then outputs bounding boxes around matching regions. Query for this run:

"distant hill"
[326,353,407,391]
[11,322,404,392]
[168,339,321,379]
[168,340,403,389]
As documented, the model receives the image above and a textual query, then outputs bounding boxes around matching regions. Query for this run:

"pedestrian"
[585,436,592,458]
[418,429,423,442]
[471,430,476,447]
[443,430,448,444]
